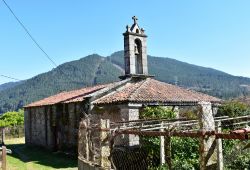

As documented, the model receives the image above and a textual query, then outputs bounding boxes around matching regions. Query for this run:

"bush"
[140,106,199,169]
[140,106,176,119]
[223,140,250,169]
[0,109,24,127]
[217,101,250,117]
[171,137,199,170]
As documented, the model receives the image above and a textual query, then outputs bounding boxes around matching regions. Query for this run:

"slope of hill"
[0,81,23,92]
[0,51,250,113]
[0,54,123,113]
[109,51,250,98]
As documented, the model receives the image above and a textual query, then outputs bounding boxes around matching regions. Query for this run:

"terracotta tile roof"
[24,84,108,108]
[25,77,221,108]
[93,78,221,105]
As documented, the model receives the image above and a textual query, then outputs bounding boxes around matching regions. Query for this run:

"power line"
[1,0,57,67]
[2,0,83,84]
[0,74,21,81]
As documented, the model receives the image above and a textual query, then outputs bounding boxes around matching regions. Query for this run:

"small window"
[136,29,139,33]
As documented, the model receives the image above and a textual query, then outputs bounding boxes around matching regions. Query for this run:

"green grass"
[5,138,77,170]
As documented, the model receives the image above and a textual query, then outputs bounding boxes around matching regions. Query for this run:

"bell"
[134,44,139,55]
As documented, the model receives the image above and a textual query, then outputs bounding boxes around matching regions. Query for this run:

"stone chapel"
[24,16,221,160]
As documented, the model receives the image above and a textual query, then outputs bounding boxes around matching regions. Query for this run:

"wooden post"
[18,126,20,138]
[165,131,172,170]
[2,146,6,170]
[160,122,165,165]
[216,121,223,170]
[100,119,111,169]
[2,128,5,145]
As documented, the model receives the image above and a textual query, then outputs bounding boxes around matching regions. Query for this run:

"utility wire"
[2,0,82,84]
[0,74,21,81]
[1,0,57,67]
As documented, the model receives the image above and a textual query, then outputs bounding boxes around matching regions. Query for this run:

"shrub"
[217,101,249,117]
[0,109,24,127]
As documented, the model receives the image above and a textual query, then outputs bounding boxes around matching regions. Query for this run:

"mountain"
[0,81,23,92]
[109,51,250,98]
[0,51,250,113]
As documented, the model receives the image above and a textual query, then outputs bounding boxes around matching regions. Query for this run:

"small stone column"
[99,119,111,169]
[172,106,179,118]
[119,104,140,146]
[78,119,89,161]
[198,102,217,170]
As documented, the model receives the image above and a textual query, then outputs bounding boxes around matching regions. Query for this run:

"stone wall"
[90,105,122,124]
[89,104,140,147]
[24,102,84,152]
[25,106,46,146]
[56,103,82,151]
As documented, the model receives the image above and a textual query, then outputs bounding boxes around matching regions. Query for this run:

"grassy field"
[5,138,77,170]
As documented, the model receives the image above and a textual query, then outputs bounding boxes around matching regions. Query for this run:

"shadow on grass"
[6,143,77,169]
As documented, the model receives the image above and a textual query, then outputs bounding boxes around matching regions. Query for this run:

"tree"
[0,109,24,127]
[217,101,250,117]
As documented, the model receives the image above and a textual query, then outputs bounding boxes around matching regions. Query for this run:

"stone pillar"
[198,102,217,170]
[99,119,111,169]
[172,106,179,118]
[119,104,140,146]
[78,119,90,161]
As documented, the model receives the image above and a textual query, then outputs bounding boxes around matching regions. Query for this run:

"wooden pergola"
[104,115,250,170]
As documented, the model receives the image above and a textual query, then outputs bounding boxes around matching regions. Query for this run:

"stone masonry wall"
[25,107,47,146]
[25,102,83,152]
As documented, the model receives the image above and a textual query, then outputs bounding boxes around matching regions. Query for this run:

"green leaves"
[0,109,24,127]
[140,106,199,169]
[171,137,199,170]
[217,101,250,117]
[140,106,176,119]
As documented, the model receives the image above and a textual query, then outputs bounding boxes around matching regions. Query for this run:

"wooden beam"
[115,130,249,140]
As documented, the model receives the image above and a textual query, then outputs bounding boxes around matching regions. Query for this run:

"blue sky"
[1,0,250,84]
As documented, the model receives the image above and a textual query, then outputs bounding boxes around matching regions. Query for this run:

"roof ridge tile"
[129,78,149,101]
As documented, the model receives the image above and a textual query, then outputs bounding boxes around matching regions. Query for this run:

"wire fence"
[0,126,24,143]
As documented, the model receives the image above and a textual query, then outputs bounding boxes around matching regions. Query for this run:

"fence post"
[1,128,5,145]
[2,145,6,170]
[18,126,20,138]
[99,119,111,169]
[198,102,217,170]
[86,119,90,161]
[216,121,223,170]
[160,121,165,165]
[165,129,172,170]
